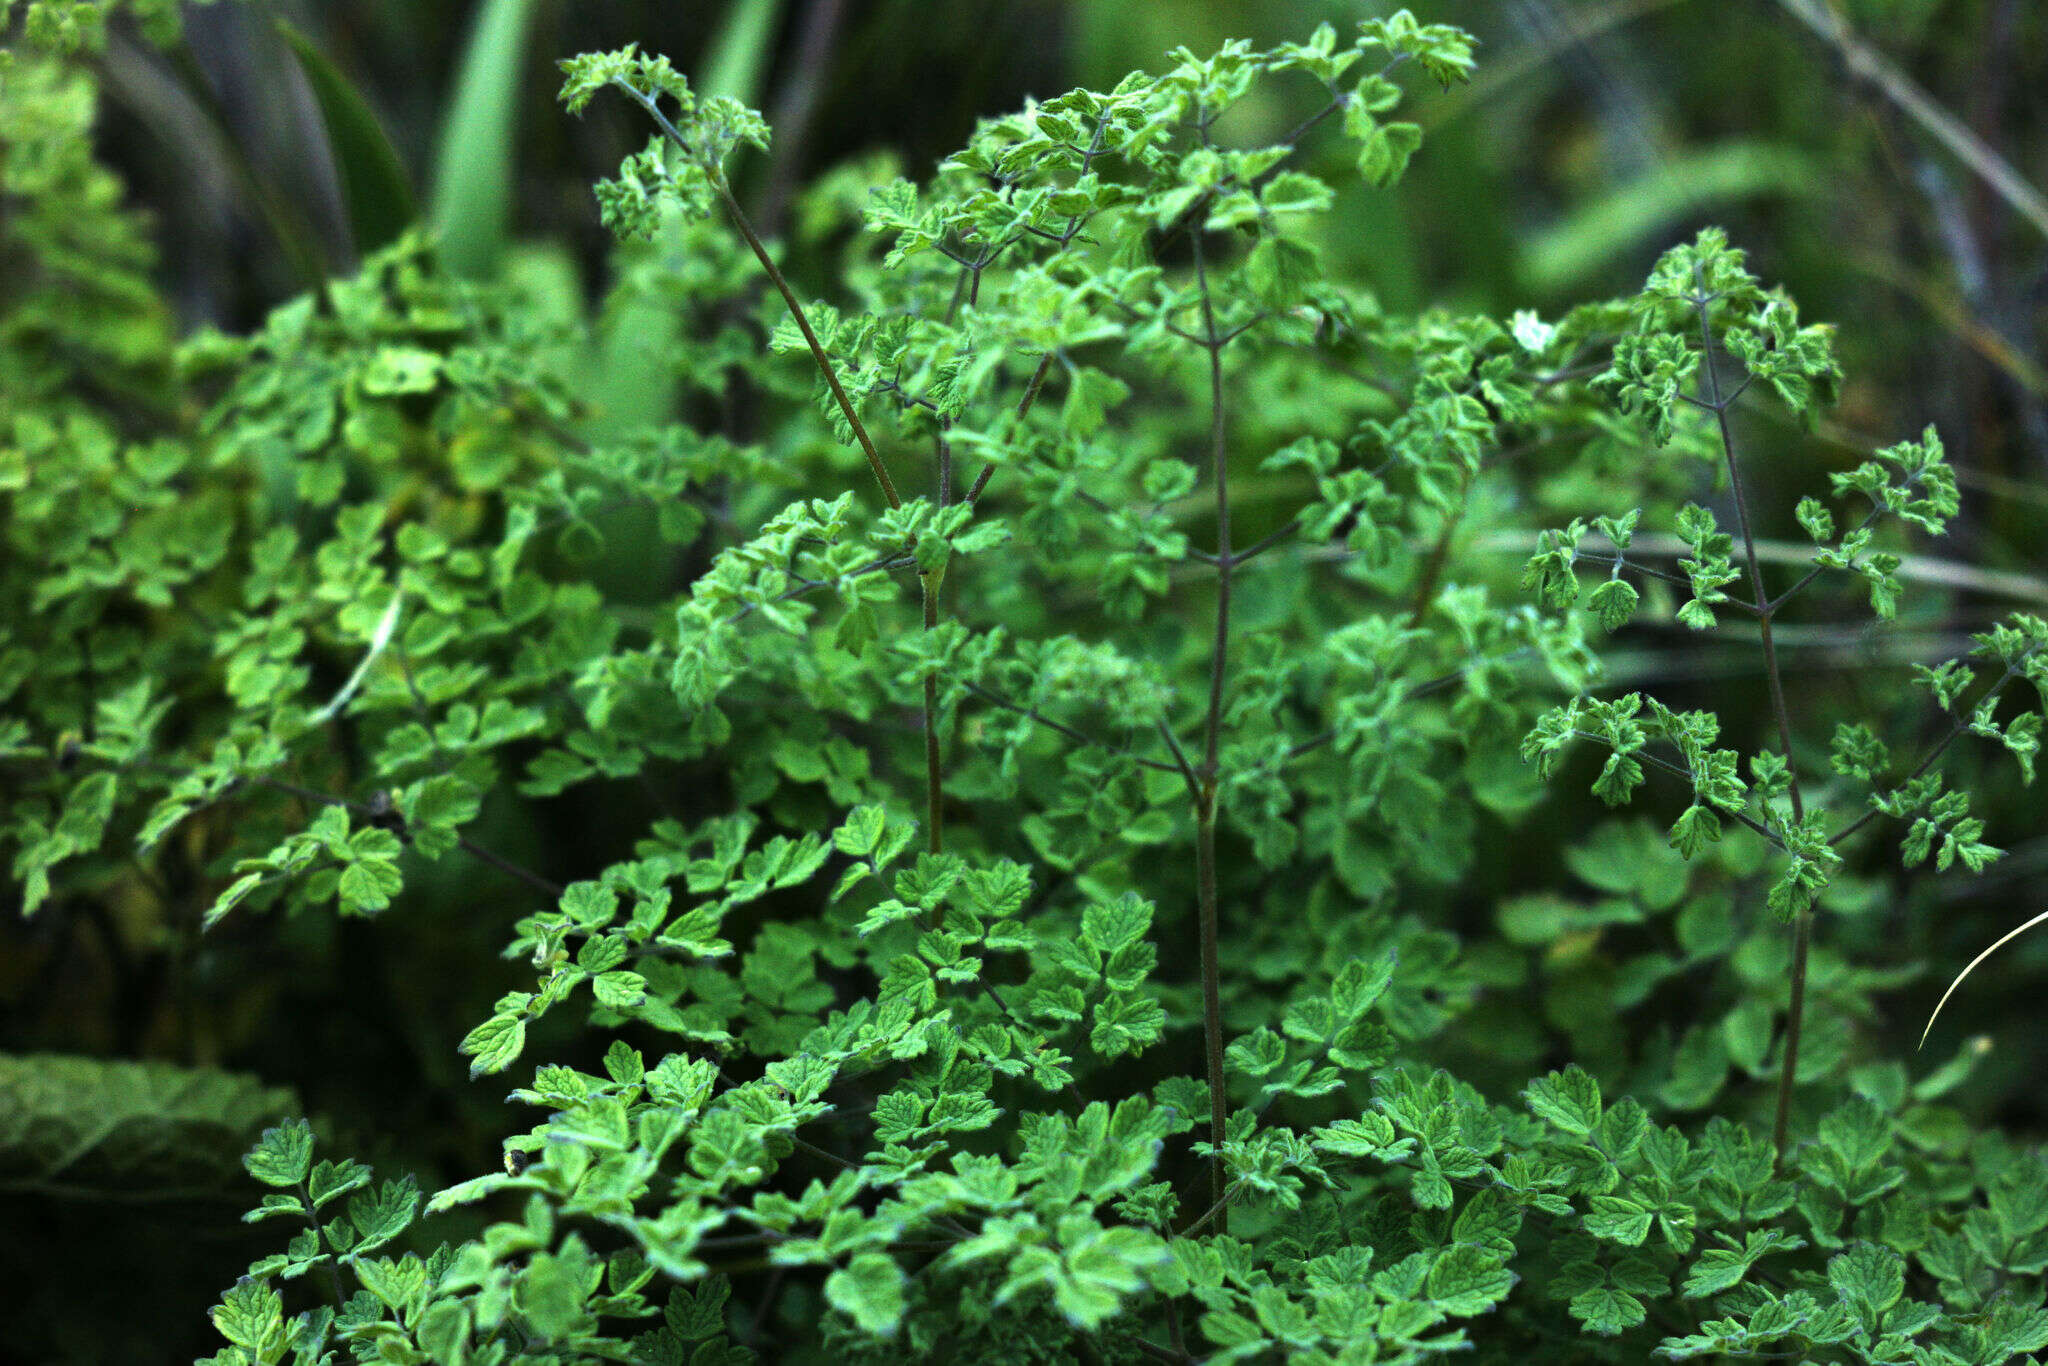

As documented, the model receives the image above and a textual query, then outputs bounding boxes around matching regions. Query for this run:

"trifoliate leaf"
[825,1252,906,1335]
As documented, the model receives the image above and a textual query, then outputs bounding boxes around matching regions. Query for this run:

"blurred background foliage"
[4,0,2046,1359]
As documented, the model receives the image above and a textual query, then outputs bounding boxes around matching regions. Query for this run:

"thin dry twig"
[1774,0,2048,242]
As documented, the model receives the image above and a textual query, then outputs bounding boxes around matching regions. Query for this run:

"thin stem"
[616,81,901,508]
[1193,802,1228,1229]
[1775,919,1813,1170]
[1195,250,1231,785]
[1259,651,1540,774]
[1276,728,1339,767]
[1831,663,2025,847]
[1274,90,1350,157]
[1151,90,1357,251]
[1573,553,1709,594]
[974,972,1089,1110]
[752,0,848,235]
[729,550,918,625]
[299,1180,350,1310]
[714,1067,976,1243]
[714,172,901,508]
[457,834,565,899]
[922,581,944,858]
[237,772,565,900]
[1407,503,1465,626]
[1693,272,1809,1171]
[1210,517,1301,568]
[1696,310,1802,821]
[958,115,1107,506]
[1190,224,1232,1230]
[938,423,955,506]
[966,351,1055,506]
[1215,312,1273,347]
[1179,1179,1246,1238]
[1164,1299,1189,1359]
[916,258,974,862]
[1130,1337,1193,1365]
[1567,732,1787,849]
[1156,719,1201,800]
[963,682,1183,775]
[1773,0,2048,244]
[1767,507,1885,613]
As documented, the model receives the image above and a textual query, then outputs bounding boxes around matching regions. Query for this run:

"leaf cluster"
[4,8,2045,1365]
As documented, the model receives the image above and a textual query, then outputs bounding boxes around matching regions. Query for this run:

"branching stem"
[964,682,1183,775]
[922,578,944,857]
[299,1178,350,1309]
[1830,663,2026,847]
[1189,225,1232,1230]
[1692,272,1809,1171]
[613,80,902,509]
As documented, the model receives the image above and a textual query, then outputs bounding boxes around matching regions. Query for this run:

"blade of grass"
[276,19,416,257]
[703,0,783,104]
[1521,142,1817,293]
[429,0,535,278]
[1922,908,2048,1047]
[158,36,328,287]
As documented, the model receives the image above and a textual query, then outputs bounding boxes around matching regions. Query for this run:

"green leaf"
[359,345,442,395]
[307,1157,372,1208]
[1357,120,1424,187]
[1827,1242,1904,1332]
[210,1278,288,1354]
[1816,1098,1893,1177]
[604,1040,645,1086]
[1570,1286,1647,1335]
[356,1253,429,1316]
[1970,1299,2048,1360]
[1721,999,1775,1075]
[1428,1244,1515,1316]
[244,1119,315,1188]
[1081,891,1152,953]
[1683,1228,1805,1297]
[1586,577,1639,632]
[1523,143,1815,294]
[1090,993,1165,1059]
[0,1053,295,1199]
[459,1012,528,1078]
[399,774,482,860]
[592,970,647,1008]
[1795,496,1834,542]
[1586,1196,1654,1246]
[835,805,888,859]
[348,1176,421,1253]
[1245,235,1318,307]
[825,1252,906,1335]
[1659,1026,1728,1110]
[522,1248,589,1338]
[337,855,403,914]
[414,1299,472,1360]
[664,1277,733,1338]
[1525,1066,1603,1137]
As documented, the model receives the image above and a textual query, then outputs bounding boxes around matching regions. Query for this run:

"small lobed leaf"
[244,1119,316,1188]
[825,1252,906,1336]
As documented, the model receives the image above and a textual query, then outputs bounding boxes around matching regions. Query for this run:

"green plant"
[6,6,2048,1364]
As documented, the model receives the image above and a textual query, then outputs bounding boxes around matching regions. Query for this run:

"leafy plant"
[5,5,2046,1364]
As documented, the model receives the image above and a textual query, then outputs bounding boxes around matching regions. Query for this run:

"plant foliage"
[4,5,2046,1363]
